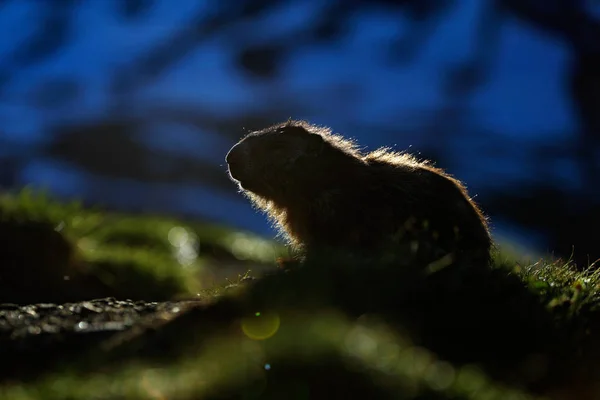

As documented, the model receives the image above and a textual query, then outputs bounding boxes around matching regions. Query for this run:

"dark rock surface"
[0,297,201,383]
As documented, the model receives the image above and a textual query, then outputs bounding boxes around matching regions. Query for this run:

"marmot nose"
[226,144,244,165]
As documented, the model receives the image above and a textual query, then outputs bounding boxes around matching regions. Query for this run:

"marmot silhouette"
[226,120,492,267]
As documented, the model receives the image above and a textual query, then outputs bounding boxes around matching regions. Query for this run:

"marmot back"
[226,120,492,267]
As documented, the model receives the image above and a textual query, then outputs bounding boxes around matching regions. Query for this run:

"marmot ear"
[306,134,324,156]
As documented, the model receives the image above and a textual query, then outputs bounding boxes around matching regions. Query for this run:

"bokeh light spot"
[168,226,198,267]
[410,240,419,253]
[426,253,454,274]
[228,233,277,262]
[425,361,456,391]
[168,226,189,247]
[241,311,281,340]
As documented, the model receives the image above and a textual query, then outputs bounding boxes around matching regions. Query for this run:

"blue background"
[0,0,598,266]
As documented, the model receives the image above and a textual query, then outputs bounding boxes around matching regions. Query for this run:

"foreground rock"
[0,297,201,382]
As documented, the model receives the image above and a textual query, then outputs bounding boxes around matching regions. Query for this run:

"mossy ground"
[0,188,598,399]
[0,187,285,303]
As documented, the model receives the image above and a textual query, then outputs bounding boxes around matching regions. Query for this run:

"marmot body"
[226,120,492,266]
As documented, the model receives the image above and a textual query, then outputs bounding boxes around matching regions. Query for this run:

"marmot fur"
[226,120,492,267]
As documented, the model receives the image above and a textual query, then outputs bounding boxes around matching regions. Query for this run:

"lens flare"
[241,311,281,340]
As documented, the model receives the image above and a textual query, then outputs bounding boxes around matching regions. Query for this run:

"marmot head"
[226,120,328,199]
[227,119,367,204]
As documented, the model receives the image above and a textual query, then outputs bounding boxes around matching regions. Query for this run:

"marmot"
[226,120,492,267]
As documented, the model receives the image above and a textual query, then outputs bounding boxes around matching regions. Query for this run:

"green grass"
[1,187,599,399]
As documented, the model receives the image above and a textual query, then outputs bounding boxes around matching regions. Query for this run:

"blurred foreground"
[1,189,600,400]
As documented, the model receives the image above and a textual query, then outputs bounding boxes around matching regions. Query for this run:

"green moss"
[0,188,281,304]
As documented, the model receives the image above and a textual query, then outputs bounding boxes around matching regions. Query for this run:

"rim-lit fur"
[226,120,492,265]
